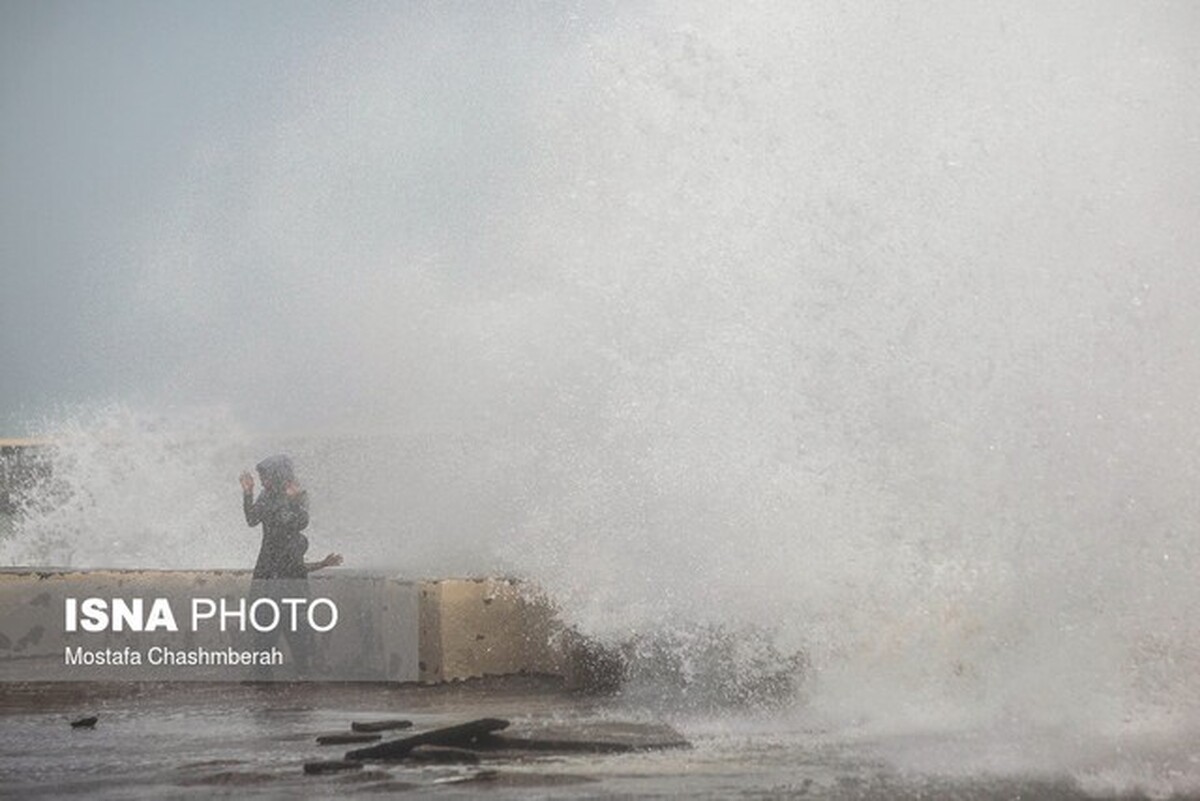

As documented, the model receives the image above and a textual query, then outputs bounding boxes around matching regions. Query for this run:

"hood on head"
[256,454,295,489]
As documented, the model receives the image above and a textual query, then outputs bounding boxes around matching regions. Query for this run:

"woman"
[239,454,341,678]
[240,455,341,578]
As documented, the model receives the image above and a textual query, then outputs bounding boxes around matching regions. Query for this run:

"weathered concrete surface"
[0,569,419,682]
[0,571,591,685]
[417,578,567,683]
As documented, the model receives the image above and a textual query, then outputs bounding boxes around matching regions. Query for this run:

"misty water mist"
[4,2,1200,780]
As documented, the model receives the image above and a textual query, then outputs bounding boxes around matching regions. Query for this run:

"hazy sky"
[2,1,1198,440]
[2,3,336,423]
[0,1,602,432]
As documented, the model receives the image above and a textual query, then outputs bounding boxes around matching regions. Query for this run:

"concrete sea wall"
[0,569,568,684]
[418,578,566,683]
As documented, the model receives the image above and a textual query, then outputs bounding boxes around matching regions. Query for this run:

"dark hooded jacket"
[244,455,309,579]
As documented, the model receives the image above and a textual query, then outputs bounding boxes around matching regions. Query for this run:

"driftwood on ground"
[345,718,510,761]
[350,719,413,733]
[316,732,382,745]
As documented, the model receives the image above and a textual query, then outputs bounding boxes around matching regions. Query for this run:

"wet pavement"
[0,678,1194,799]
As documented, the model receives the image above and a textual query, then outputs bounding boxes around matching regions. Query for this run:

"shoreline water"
[2,678,1195,799]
